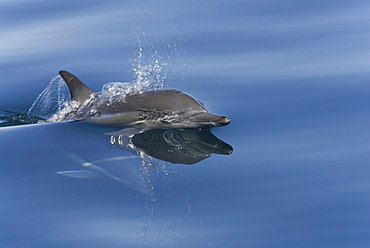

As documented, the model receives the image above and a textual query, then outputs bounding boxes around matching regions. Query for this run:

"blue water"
[1,1,369,247]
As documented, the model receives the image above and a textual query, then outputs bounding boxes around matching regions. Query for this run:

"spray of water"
[28,75,70,119]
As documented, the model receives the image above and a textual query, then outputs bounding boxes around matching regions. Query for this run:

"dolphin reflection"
[109,128,233,165]
[57,127,232,196]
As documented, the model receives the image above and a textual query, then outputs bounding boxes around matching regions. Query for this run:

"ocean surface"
[1,1,369,247]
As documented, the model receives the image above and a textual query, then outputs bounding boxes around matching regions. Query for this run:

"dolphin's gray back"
[109,90,207,114]
[59,71,96,103]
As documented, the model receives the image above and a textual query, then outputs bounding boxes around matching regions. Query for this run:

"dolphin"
[56,71,230,129]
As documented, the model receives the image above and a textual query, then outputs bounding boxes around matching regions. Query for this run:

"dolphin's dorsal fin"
[59,70,96,103]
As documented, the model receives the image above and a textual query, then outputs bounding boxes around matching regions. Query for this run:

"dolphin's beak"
[189,112,230,127]
[217,116,231,126]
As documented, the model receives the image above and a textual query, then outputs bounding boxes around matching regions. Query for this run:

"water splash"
[28,75,70,120]
[133,47,168,90]
[47,99,83,122]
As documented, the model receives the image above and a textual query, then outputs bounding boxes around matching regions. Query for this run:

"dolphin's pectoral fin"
[57,170,102,179]
[59,70,97,103]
